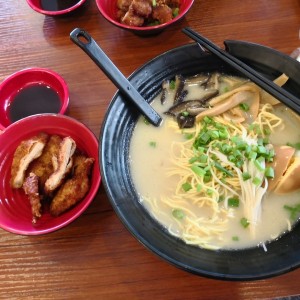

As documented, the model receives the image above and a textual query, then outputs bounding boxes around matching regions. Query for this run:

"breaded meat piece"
[122,7,145,26]
[27,135,62,192]
[44,137,76,194]
[50,155,94,216]
[131,0,152,17]
[23,172,42,224]
[117,0,133,11]
[152,4,173,24]
[10,132,49,188]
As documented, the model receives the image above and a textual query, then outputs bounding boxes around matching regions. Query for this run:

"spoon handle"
[70,28,162,127]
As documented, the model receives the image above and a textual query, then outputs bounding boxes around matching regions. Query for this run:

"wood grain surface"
[1,1,300,299]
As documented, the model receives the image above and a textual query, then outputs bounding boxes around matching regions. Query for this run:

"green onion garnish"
[172,7,179,17]
[169,80,176,90]
[252,176,262,186]
[240,217,250,228]
[149,141,156,148]
[228,197,240,207]
[196,184,202,192]
[191,165,206,177]
[284,204,300,221]
[239,102,250,111]
[182,182,192,192]
[214,161,233,177]
[172,209,185,220]
[242,172,251,181]
[265,166,275,178]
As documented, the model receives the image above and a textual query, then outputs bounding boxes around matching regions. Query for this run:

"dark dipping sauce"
[8,84,61,123]
[40,0,81,11]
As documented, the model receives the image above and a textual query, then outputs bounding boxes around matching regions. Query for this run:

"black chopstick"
[182,27,300,115]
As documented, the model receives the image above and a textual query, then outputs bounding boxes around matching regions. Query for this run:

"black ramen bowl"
[100,41,300,280]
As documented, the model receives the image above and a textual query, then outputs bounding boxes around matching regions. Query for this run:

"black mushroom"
[159,73,223,128]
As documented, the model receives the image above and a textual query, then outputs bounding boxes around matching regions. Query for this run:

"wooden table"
[1,1,300,299]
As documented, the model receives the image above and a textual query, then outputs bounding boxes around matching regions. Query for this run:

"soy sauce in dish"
[40,0,81,11]
[8,84,61,123]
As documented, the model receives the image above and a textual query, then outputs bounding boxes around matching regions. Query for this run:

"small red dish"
[0,68,69,130]
[96,0,194,36]
[0,114,101,235]
[26,0,86,16]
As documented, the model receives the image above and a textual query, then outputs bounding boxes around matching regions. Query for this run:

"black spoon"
[70,28,162,127]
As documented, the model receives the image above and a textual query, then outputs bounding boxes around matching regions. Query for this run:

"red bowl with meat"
[0,114,101,235]
[96,0,194,35]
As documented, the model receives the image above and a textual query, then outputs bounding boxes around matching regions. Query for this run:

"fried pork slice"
[10,132,49,189]
[131,0,152,18]
[23,172,42,224]
[44,137,76,194]
[152,5,173,24]
[117,0,133,11]
[27,135,63,192]
[122,7,145,26]
[50,155,95,216]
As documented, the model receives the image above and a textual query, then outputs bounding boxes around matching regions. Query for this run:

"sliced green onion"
[257,145,267,155]
[239,102,250,111]
[143,118,150,125]
[184,132,194,140]
[232,236,239,241]
[254,158,265,172]
[149,141,156,148]
[172,7,179,17]
[242,172,251,181]
[198,132,210,144]
[196,184,202,192]
[182,182,192,192]
[221,144,232,154]
[169,80,176,90]
[203,116,213,124]
[199,154,208,163]
[218,195,225,203]
[172,209,185,220]
[207,189,213,196]
[228,197,240,207]
[240,217,250,228]
[203,173,212,183]
[191,165,206,177]
[248,151,257,160]
[284,204,300,220]
[252,176,262,186]
[209,130,220,140]
[265,166,275,178]
[214,161,234,177]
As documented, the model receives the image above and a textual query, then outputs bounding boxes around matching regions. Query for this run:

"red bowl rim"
[96,0,194,32]
[26,0,86,16]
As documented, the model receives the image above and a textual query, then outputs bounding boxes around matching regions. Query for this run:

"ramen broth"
[129,73,300,250]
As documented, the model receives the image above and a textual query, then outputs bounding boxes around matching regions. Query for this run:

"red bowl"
[96,0,194,36]
[0,68,69,130]
[0,114,101,235]
[26,0,86,16]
